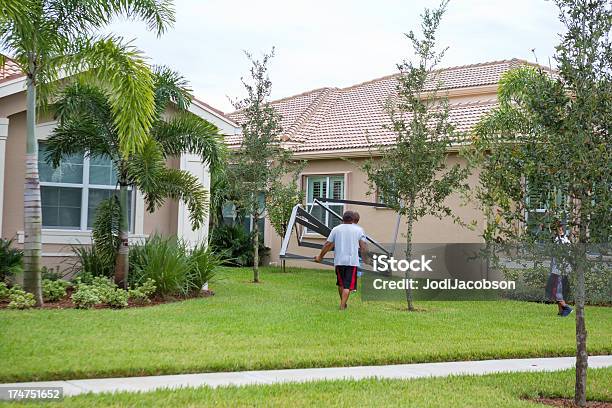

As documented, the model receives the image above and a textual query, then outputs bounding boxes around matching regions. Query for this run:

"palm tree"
[0,0,175,304]
[45,67,224,287]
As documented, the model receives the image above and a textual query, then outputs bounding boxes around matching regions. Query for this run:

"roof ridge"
[227,87,336,116]
[282,88,335,142]
[448,98,499,107]
[329,59,548,94]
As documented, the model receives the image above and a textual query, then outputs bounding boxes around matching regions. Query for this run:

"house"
[0,56,240,270]
[227,59,548,268]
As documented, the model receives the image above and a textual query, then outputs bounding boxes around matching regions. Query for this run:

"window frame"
[38,143,135,232]
[304,174,347,234]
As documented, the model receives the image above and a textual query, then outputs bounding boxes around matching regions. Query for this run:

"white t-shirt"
[551,234,570,275]
[327,223,366,266]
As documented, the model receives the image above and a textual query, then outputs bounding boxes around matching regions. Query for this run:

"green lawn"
[1,267,610,383]
[2,368,611,407]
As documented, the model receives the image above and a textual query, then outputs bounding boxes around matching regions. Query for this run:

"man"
[314,211,367,310]
[545,222,573,317]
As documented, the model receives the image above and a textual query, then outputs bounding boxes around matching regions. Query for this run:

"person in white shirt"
[546,222,573,317]
[314,210,367,310]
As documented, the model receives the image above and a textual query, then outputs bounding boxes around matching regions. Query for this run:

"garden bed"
[0,288,214,310]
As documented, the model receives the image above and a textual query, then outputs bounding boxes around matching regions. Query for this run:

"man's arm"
[314,242,334,263]
[359,239,368,263]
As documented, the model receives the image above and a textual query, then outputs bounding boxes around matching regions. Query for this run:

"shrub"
[42,279,70,302]
[0,238,23,282]
[105,288,129,308]
[71,276,133,309]
[186,244,221,294]
[0,282,9,301]
[128,278,157,303]
[71,246,114,278]
[8,288,35,309]
[129,235,191,296]
[71,286,101,309]
[209,224,269,266]
[89,276,117,303]
[41,266,71,281]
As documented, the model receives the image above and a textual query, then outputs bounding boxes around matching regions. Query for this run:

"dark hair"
[353,211,360,223]
[342,211,354,223]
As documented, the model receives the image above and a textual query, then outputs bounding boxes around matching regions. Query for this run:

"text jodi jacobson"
[370,254,516,291]
[371,278,516,291]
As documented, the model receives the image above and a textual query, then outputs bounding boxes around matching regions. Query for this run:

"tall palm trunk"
[114,183,129,288]
[252,213,259,283]
[23,75,43,306]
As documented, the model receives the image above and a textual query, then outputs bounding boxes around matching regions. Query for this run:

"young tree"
[45,67,224,287]
[229,49,293,283]
[468,1,611,405]
[266,178,304,272]
[0,0,175,304]
[361,0,469,311]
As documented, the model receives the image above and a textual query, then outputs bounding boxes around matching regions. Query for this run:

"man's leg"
[340,288,350,309]
[338,285,343,300]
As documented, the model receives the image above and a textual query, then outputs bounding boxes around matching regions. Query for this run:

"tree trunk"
[282,259,286,273]
[574,249,588,407]
[23,76,43,306]
[114,184,130,288]
[404,199,415,312]
[252,214,259,282]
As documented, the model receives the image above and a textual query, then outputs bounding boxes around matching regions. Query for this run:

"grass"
[2,368,611,407]
[0,267,610,383]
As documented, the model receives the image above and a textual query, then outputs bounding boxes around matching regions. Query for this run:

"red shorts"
[335,265,358,290]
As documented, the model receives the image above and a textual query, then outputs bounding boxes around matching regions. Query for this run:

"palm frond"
[125,138,166,205]
[59,35,156,156]
[152,112,226,173]
[106,0,175,36]
[153,65,192,114]
[46,82,117,166]
[152,168,209,230]
[92,195,122,267]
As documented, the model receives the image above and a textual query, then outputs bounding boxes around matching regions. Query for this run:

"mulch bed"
[0,288,214,310]
[530,397,612,407]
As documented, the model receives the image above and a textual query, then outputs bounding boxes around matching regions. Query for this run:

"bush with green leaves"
[0,281,9,301]
[71,286,101,309]
[8,287,36,309]
[71,246,114,278]
[72,276,131,309]
[89,276,118,303]
[105,288,129,308]
[42,279,70,302]
[0,238,23,282]
[130,235,223,297]
[209,224,269,267]
[128,278,157,303]
[41,266,71,282]
[186,244,221,293]
[129,235,191,296]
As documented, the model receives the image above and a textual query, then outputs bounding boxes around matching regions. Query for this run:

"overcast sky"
[107,0,564,113]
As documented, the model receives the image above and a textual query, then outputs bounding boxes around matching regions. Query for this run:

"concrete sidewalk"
[1,356,611,398]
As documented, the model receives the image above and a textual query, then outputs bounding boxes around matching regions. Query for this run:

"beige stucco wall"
[0,94,181,271]
[266,154,485,269]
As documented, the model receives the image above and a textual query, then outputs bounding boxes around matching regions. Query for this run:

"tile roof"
[227,59,545,153]
[0,56,24,82]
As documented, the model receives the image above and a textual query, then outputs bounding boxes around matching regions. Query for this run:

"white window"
[305,175,345,230]
[38,143,133,231]
[525,179,567,235]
